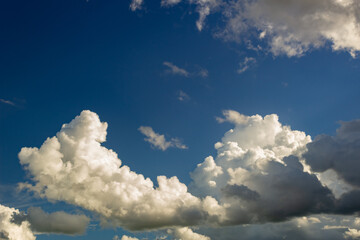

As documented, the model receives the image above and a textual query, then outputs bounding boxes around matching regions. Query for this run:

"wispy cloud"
[163,61,189,77]
[161,0,181,7]
[129,0,143,11]
[0,99,16,107]
[237,57,256,74]
[198,68,209,78]
[177,90,190,102]
[139,126,188,151]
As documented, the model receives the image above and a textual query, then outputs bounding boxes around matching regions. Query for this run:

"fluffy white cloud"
[138,126,188,150]
[227,0,360,57]
[0,204,35,240]
[163,62,189,77]
[130,0,144,11]
[119,235,139,240]
[19,111,210,230]
[170,227,210,240]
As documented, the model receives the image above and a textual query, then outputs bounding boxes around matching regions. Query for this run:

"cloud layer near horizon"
[17,110,360,238]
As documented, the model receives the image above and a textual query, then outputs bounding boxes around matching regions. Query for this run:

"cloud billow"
[17,110,360,239]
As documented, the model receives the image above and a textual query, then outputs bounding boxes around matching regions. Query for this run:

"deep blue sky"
[1,0,360,239]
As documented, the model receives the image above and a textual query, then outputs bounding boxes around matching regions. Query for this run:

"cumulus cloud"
[19,111,212,231]
[138,126,188,150]
[18,110,360,237]
[0,204,35,240]
[237,57,256,74]
[156,0,360,57]
[118,235,139,240]
[163,62,189,77]
[130,0,144,11]
[171,227,210,240]
[191,111,339,224]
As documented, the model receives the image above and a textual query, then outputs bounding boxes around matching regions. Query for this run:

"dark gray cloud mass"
[304,119,360,187]
[303,119,360,216]
[0,231,9,240]
[11,207,89,235]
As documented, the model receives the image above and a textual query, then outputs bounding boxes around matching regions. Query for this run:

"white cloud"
[170,227,210,240]
[120,235,139,240]
[158,0,360,57]
[216,110,258,125]
[130,0,144,11]
[177,90,190,102]
[19,111,211,231]
[192,0,222,31]
[163,62,189,77]
[138,126,188,150]
[237,57,256,74]
[0,204,35,240]
[344,228,360,239]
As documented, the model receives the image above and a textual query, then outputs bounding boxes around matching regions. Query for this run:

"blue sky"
[1,0,360,239]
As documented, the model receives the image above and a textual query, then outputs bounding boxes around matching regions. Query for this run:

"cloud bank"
[18,110,360,238]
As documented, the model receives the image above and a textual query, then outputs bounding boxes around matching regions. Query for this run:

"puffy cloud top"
[19,111,207,230]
